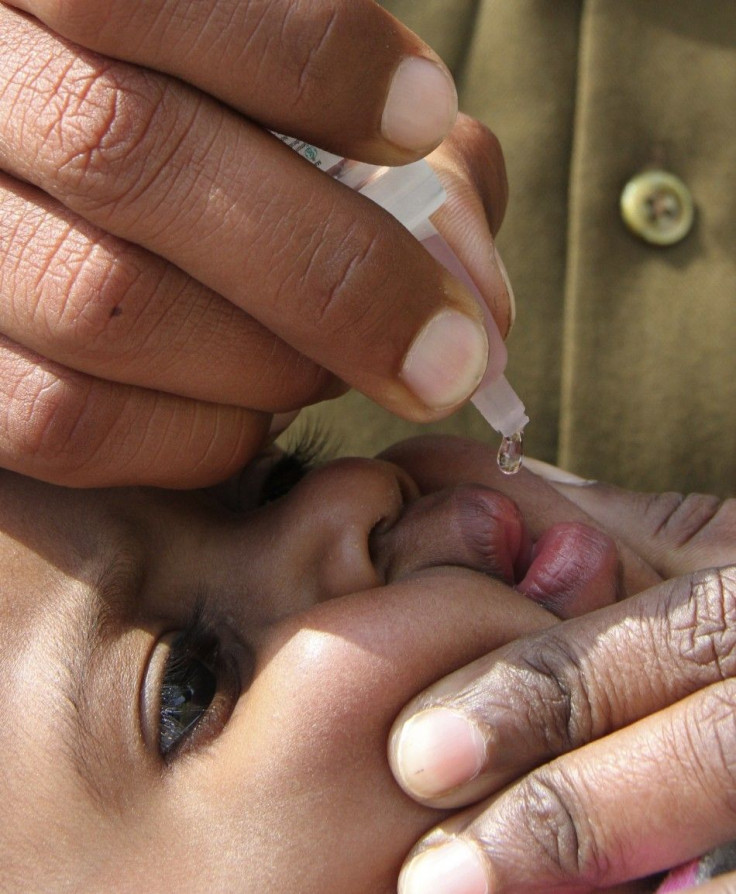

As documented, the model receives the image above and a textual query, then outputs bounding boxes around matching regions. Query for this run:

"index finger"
[7,0,457,163]
[0,9,492,423]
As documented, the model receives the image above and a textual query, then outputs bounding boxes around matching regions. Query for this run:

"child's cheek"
[151,576,551,893]
[174,621,440,894]
[240,569,552,771]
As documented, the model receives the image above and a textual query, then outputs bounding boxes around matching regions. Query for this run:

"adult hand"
[386,451,736,892]
[0,0,510,487]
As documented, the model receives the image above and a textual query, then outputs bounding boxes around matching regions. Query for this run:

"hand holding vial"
[387,440,736,894]
[276,131,527,471]
[0,0,513,487]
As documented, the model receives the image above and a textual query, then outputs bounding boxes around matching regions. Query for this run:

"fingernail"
[399,840,489,894]
[493,248,516,332]
[401,311,488,411]
[393,708,486,798]
[523,457,595,486]
[382,57,458,152]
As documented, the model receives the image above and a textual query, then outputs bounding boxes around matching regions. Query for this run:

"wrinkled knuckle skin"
[515,635,597,756]
[644,491,729,549]
[41,57,166,213]
[4,361,102,476]
[280,2,343,107]
[29,229,148,357]
[279,215,394,341]
[676,566,736,682]
[497,770,609,887]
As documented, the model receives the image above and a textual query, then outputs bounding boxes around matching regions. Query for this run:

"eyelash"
[258,426,334,504]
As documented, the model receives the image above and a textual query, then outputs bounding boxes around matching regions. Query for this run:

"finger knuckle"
[695,497,736,557]
[42,57,167,213]
[509,769,609,885]
[454,115,505,171]
[452,114,508,222]
[54,243,165,368]
[287,4,342,103]
[29,229,146,354]
[715,499,736,530]
[230,1,343,110]
[514,634,599,755]
[647,490,729,548]
[3,358,102,475]
[284,215,393,337]
[676,566,736,681]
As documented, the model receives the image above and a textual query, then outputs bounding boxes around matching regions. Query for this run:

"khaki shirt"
[310,1,736,496]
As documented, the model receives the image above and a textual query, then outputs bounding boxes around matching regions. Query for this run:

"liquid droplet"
[497,430,524,475]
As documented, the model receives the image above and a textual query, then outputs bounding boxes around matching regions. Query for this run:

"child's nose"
[269,456,419,606]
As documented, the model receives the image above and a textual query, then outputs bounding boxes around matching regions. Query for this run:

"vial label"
[272,132,344,173]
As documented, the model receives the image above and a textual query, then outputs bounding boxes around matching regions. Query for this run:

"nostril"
[371,513,397,538]
[389,463,422,511]
[368,491,410,583]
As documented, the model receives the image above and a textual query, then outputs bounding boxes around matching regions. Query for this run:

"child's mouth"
[516,521,622,617]
[371,481,621,617]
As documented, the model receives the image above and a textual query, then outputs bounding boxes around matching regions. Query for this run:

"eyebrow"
[53,547,145,811]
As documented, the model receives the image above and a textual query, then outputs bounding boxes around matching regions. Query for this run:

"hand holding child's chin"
[385,442,736,894]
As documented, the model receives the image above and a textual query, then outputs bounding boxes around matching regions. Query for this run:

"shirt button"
[620,170,695,246]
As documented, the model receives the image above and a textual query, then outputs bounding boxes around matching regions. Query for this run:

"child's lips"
[450,490,621,617]
[516,522,622,617]
[374,482,621,618]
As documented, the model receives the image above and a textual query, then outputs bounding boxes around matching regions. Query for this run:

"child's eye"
[143,615,240,762]
[158,632,219,757]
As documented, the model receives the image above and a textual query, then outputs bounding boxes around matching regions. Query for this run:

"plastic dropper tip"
[469,375,528,475]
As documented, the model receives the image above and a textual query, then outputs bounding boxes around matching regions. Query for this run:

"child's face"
[0,436,631,893]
